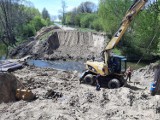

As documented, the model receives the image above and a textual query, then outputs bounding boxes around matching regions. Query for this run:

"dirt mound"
[10,26,107,60]
[0,73,17,103]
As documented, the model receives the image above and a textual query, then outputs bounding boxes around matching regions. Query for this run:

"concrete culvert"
[0,72,17,103]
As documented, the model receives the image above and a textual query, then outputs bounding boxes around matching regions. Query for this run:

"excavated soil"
[10,26,107,60]
[0,64,160,120]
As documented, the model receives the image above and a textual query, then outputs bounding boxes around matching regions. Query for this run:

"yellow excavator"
[80,0,148,88]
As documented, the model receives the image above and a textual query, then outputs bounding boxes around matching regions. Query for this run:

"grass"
[76,27,97,32]
[127,62,149,70]
[39,29,55,41]
[113,48,122,56]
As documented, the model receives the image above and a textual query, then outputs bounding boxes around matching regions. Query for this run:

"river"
[26,59,149,73]
[26,60,86,72]
[0,54,149,72]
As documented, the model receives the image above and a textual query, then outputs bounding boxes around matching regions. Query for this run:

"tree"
[61,0,67,24]
[42,8,50,20]
[74,14,81,27]
[131,1,160,58]
[77,1,97,13]
[80,13,98,28]
[0,0,28,56]
[99,0,132,34]
[98,0,160,59]
[65,8,78,25]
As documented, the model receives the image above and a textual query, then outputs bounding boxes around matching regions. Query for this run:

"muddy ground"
[0,64,160,120]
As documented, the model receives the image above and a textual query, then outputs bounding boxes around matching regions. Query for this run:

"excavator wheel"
[83,74,95,85]
[108,79,120,89]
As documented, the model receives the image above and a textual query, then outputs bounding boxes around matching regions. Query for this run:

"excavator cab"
[108,55,127,74]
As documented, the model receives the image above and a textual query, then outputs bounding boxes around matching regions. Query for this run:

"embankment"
[10,26,108,60]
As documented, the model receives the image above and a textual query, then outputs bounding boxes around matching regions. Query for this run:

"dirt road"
[54,23,75,31]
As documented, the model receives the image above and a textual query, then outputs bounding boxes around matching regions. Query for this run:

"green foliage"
[38,29,54,41]
[76,27,97,32]
[23,7,41,21]
[19,16,53,38]
[30,16,46,31]
[74,14,81,27]
[98,0,160,59]
[113,48,122,56]
[91,18,103,31]
[133,8,160,53]
[66,12,72,25]
[0,43,7,56]
[21,23,36,38]
[80,13,98,28]
[122,3,160,59]
[98,0,132,34]
[64,1,98,28]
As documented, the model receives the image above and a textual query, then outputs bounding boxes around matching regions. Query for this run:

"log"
[0,60,22,72]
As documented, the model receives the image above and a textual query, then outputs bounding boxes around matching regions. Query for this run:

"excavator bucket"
[16,89,36,101]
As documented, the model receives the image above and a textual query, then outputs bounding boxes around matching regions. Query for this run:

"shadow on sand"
[124,83,146,91]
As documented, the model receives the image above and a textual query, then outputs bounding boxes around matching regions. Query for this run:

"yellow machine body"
[86,61,108,76]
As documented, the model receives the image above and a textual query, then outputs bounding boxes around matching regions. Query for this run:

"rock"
[0,72,17,103]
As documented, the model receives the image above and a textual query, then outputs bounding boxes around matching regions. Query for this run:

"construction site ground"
[0,64,160,120]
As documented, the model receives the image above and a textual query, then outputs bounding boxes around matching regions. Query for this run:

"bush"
[91,19,103,31]
[74,14,82,27]
[19,16,53,38]
[80,13,98,28]
[22,23,36,38]
[30,16,46,31]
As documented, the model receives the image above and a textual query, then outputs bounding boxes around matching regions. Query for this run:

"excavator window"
[108,55,126,74]
[121,58,127,73]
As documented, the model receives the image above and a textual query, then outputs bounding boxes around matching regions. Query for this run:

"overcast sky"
[29,0,99,18]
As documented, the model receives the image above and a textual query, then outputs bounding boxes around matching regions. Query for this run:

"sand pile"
[0,73,17,103]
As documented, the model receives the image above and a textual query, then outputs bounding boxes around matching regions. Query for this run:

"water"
[0,55,6,60]
[27,60,86,72]
[27,60,149,72]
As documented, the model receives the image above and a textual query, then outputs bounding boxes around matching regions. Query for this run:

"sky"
[29,0,99,20]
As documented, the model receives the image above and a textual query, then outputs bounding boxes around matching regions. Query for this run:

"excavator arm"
[104,0,148,64]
